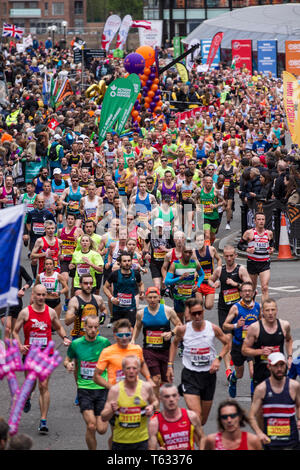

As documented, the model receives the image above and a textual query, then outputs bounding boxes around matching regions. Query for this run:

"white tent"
[183,3,300,53]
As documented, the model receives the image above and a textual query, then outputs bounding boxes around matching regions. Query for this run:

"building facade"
[0,0,87,35]
[143,0,299,44]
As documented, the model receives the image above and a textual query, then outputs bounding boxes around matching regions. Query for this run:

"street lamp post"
[51,25,57,47]
[61,20,67,40]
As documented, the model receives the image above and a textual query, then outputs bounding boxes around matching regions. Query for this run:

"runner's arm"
[188,410,205,450]
[148,416,160,450]
[64,297,78,326]
[223,305,239,332]
[101,386,119,421]
[131,310,143,344]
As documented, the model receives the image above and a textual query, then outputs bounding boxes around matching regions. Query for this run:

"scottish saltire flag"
[0,205,25,309]
[2,23,24,39]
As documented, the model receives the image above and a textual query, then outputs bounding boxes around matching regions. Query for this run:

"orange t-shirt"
[96,343,144,385]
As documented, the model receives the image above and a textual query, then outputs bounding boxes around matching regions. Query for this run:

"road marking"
[268,286,300,293]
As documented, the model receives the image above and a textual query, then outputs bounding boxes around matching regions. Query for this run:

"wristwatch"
[217,355,222,361]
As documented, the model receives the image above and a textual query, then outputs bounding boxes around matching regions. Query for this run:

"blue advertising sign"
[257,40,277,78]
[201,39,220,69]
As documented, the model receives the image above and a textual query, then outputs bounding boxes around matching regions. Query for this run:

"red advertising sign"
[231,39,252,74]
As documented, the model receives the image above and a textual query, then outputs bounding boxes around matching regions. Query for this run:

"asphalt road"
[1,201,300,451]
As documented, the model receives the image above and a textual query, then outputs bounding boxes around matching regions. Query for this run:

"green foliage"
[86,0,143,23]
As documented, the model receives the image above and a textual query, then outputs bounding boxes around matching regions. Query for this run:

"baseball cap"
[53,168,62,175]
[154,218,164,228]
[268,352,287,365]
[54,134,61,140]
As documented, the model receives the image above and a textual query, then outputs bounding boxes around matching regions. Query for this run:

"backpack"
[48,142,59,161]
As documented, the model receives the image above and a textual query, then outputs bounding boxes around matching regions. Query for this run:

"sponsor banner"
[138,20,163,48]
[173,37,182,59]
[175,106,207,126]
[257,40,277,78]
[285,41,300,77]
[98,77,135,143]
[205,32,223,70]
[115,15,132,50]
[101,14,121,51]
[231,39,252,74]
[283,71,300,144]
[115,73,140,135]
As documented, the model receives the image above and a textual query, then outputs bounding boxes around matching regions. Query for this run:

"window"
[74,1,83,14]
[52,2,64,15]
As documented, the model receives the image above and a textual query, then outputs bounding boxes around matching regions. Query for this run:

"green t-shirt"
[75,233,102,252]
[200,187,219,220]
[71,249,104,288]
[162,143,178,166]
[67,336,111,389]
[155,165,175,180]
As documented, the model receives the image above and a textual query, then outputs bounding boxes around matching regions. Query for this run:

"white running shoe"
[226,223,231,230]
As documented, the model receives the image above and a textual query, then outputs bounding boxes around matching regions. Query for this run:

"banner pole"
[158,43,201,75]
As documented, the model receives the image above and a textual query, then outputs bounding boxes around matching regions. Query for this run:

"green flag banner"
[98,75,140,143]
[115,73,140,135]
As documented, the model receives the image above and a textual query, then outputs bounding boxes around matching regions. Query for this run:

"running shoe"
[38,420,49,435]
[226,368,232,381]
[226,223,231,230]
[228,371,237,398]
[23,398,31,413]
[107,322,112,328]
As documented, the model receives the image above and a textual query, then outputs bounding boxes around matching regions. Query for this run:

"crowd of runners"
[0,39,300,451]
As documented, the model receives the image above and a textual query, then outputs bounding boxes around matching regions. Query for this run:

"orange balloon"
[136,116,141,122]
[144,67,151,76]
[154,106,161,113]
[163,123,167,131]
[137,93,142,100]
[144,102,150,109]
[131,110,139,119]
[151,84,158,92]
[140,74,148,82]
[157,100,163,108]
[136,46,155,68]
[144,96,152,104]
[148,91,155,98]
[153,78,159,84]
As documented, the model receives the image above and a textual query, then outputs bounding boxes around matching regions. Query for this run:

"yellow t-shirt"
[113,379,149,444]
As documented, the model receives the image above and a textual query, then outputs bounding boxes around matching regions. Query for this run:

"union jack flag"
[2,23,25,39]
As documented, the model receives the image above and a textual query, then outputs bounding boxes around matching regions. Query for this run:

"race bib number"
[29,335,48,347]
[69,201,79,211]
[242,325,248,339]
[224,178,231,187]
[116,369,125,383]
[153,250,166,260]
[189,347,210,367]
[118,407,141,428]
[260,345,280,362]
[80,361,97,380]
[267,418,291,439]
[117,293,133,307]
[33,222,45,235]
[177,284,193,297]
[146,330,164,346]
[77,263,90,276]
[223,288,240,305]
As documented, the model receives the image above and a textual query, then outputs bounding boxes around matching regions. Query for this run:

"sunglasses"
[190,310,203,316]
[115,332,132,338]
[220,412,239,420]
